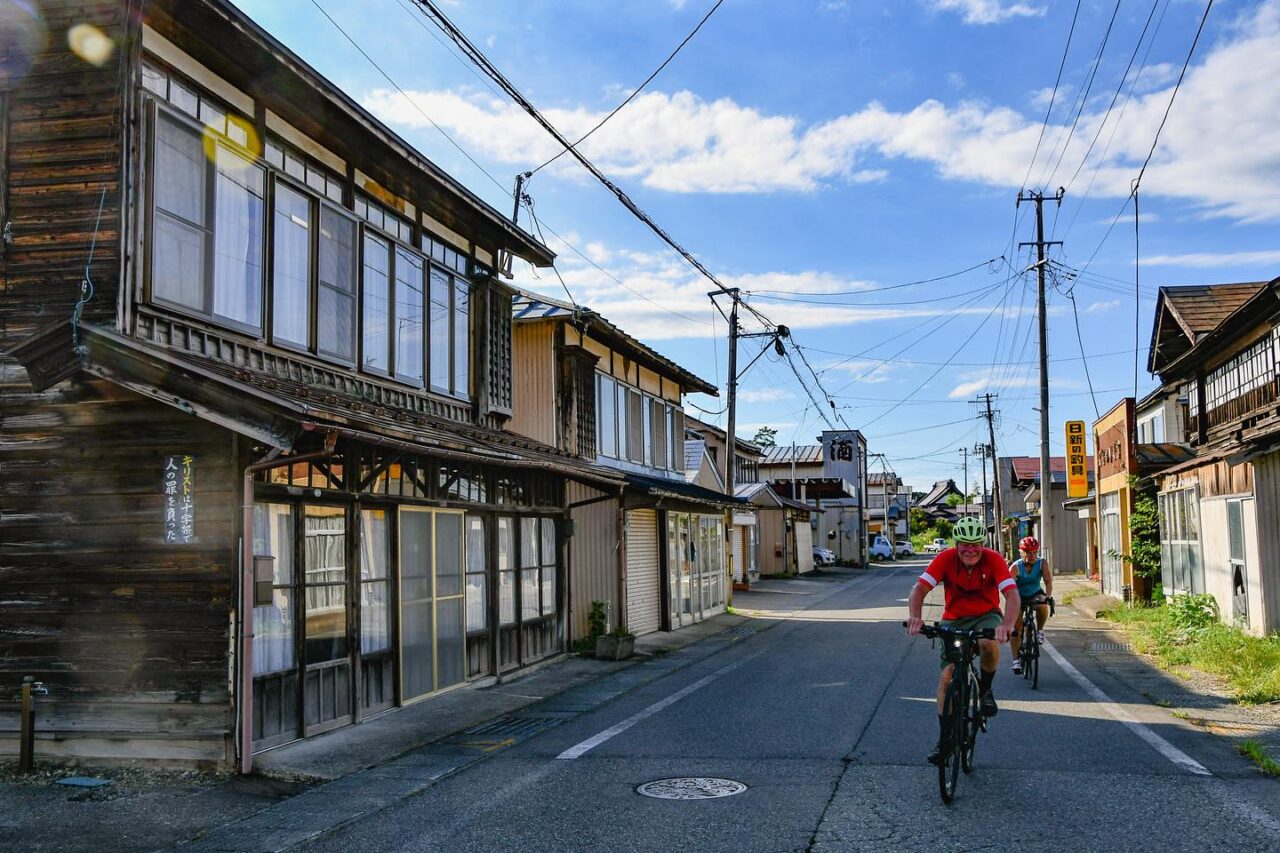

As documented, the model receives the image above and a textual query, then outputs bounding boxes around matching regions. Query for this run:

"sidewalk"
[1054,574,1280,773]
[0,567,864,853]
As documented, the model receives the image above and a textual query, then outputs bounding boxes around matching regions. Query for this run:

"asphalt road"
[298,560,1280,853]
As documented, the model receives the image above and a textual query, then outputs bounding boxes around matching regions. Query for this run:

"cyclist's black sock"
[937,714,947,743]
[979,669,994,695]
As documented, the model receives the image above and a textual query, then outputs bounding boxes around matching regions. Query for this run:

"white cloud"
[927,0,1045,26]
[362,2,1280,219]
[739,388,796,403]
[1086,299,1121,313]
[514,234,1012,341]
[1142,249,1280,268]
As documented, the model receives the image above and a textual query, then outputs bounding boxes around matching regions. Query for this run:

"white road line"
[1042,640,1211,776]
[556,656,752,760]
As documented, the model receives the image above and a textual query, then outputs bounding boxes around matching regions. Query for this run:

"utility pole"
[959,446,969,508]
[715,286,787,589]
[975,442,989,537]
[1018,188,1064,570]
[975,393,1003,554]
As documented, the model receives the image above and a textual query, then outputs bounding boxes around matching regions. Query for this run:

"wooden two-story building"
[1148,280,1280,634]
[509,290,740,640]
[1,0,622,770]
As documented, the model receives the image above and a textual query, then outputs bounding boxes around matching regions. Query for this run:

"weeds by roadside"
[1061,586,1099,606]
[1235,740,1280,777]
[1101,599,1280,704]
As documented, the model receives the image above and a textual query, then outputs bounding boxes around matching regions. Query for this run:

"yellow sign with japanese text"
[1065,420,1088,498]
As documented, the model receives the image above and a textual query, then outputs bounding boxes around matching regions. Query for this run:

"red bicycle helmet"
[1019,536,1040,552]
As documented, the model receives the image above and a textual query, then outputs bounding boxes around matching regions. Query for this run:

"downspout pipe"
[238,430,338,774]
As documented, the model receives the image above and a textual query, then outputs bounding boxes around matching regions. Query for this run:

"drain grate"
[1088,642,1133,653]
[637,777,747,800]
[723,626,755,638]
[458,716,564,739]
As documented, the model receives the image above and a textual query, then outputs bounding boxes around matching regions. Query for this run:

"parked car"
[869,536,892,561]
[923,538,948,554]
[895,540,915,557]
[812,546,836,566]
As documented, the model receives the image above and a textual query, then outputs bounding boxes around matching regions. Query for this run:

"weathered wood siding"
[510,321,558,447]
[1244,450,1280,634]
[567,482,618,641]
[0,0,127,348]
[0,376,239,765]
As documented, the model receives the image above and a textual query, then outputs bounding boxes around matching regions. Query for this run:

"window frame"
[358,223,428,385]
[427,262,472,400]
[145,100,268,336]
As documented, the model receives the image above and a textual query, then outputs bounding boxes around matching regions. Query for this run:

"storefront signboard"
[1065,420,1088,498]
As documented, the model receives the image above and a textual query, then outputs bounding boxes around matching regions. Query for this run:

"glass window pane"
[303,507,346,665]
[272,183,311,346]
[153,214,206,310]
[400,510,434,700]
[360,509,389,581]
[317,208,356,361]
[466,573,487,632]
[521,517,539,569]
[430,268,451,390]
[541,572,554,616]
[155,114,205,224]
[252,503,295,675]
[395,248,425,383]
[436,596,464,689]
[168,78,198,116]
[362,233,390,371]
[453,282,470,396]
[212,147,265,327]
[541,517,556,566]
[359,509,391,656]
[435,513,463,597]
[521,568,540,620]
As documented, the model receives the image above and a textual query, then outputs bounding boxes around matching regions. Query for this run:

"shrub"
[1166,593,1219,639]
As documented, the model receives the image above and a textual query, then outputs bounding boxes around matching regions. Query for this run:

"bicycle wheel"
[961,668,981,773]
[1020,624,1033,682]
[939,675,964,803]
[1029,631,1040,690]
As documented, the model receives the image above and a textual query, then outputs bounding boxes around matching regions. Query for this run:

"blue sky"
[234,0,1280,492]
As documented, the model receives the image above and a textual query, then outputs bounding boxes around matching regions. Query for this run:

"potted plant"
[575,601,608,656]
[595,627,635,661]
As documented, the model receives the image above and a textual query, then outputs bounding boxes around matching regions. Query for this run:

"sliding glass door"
[399,507,467,703]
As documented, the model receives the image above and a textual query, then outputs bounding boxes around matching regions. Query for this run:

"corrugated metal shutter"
[625,509,661,636]
[795,522,814,574]
[731,525,745,582]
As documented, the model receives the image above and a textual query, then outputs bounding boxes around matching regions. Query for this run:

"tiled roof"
[868,472,902,486]
[917,479,960,507]
[760,444,823,465]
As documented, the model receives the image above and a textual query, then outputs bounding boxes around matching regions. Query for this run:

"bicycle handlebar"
[902,621,997,641]
[1020,596,1056,616]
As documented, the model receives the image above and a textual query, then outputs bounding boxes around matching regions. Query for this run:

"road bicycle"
[1015,596,1055,689]
[906,622,995,804]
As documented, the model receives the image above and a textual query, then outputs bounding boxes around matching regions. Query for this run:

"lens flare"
[202,112,263,167]
[0,1,49,86]
[68,22,113,67]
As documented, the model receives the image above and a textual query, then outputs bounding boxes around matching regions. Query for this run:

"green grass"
[1060,586,1100,606]
[1235,740,1280,777]
[1100,603,1280,704]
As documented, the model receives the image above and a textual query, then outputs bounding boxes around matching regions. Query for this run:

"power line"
[1022,0,1083,190]
[744,257,1002,297]
[528,0,725,177]
[746,279,1004,307]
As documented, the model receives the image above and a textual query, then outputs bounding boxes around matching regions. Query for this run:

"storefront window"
[359,509,391,654]
[465,516,487,632]
[252,503,295,675]
[498,517,516,625]
[303,506,347,665]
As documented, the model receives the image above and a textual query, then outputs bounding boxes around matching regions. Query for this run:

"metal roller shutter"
[625,509,661,636]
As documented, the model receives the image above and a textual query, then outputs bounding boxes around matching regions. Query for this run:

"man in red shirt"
[906,517,1020,764]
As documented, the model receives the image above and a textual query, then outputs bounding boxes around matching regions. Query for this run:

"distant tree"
[753,426,778,448]
[945,493,964,507]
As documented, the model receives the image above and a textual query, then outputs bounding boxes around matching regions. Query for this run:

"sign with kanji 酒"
[1064,421,1088,499]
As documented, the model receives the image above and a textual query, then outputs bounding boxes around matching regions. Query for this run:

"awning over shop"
[623,471,746,510]
[768,477,855,502]
[10,320,626,487]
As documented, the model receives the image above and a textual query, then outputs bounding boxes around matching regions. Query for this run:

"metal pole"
[960,447,969,508]
[1019,189,1063,569]
[724,291,740,588]
[977,443,989,539]
[981,393,1004,555]
[19,677,35,773]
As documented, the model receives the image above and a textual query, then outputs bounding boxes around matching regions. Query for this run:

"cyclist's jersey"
[1011,557,1045,601]
[918,548,1014,620]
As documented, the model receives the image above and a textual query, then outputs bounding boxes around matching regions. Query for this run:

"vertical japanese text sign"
[1064,421,1088,499]
[163,455,196,544]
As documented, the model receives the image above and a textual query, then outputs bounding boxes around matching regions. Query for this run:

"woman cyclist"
[1009,536,1053,675]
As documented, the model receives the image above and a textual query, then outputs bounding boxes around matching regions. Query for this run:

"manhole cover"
[636,777,747,800]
